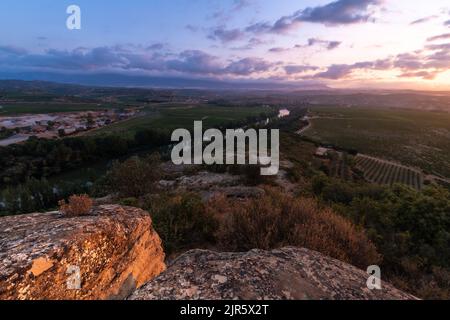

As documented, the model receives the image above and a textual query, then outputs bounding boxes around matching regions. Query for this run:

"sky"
[1,0,450,90]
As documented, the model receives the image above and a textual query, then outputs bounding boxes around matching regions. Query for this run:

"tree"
[104,154,161,198]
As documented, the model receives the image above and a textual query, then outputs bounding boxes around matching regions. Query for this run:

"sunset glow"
[1,0,450,89]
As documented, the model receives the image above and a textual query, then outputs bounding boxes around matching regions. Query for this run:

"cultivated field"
[302,106,450,178]
[355,155,424,190]
[91,105,271,136]
[0,102,120,115]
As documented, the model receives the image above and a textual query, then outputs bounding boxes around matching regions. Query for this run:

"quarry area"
[0,108,139,146]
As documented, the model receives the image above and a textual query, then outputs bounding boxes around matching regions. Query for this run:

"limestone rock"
[130,247,416,300]
[0,205,165,300]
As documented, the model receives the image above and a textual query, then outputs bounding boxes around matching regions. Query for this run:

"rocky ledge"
[130,247,416,300]
[0,205,165,300]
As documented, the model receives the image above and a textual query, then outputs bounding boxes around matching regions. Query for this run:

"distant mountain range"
[0,72,329,91]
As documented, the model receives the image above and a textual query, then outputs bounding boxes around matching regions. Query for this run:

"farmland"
[355,155,424,190]
[0,102,120,115]
[90,104,273,137]
[302,106,450,178]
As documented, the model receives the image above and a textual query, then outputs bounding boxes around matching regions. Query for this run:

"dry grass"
[208,187,381,269]
[59,194,93,217]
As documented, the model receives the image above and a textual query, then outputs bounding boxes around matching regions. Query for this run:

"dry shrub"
[59,194,93,217]
[208,187,381,269]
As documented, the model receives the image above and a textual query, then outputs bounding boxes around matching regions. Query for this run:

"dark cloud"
[268,47,289,53]
[185,24,199,32]
[393,53,424,70]
[246,0,382,35]
[295,0,382,25]
[427,33,450,42]
[232,0,253,11]
[211,0,253,22]
[284,65,319,75]
[307,38,342,50]
[165,50,224,75]
[232,38,268,51]
[312,64,354,79]
[312,58,392,79]
[311,41,450,80]
[410,15,438,25]
[0,45,28,56]
[445,20,450,26]
[146,43,166,51]
[268,38,342,54]
[0,45,276,78]
[208,26,245,43]
[225,57,276,75]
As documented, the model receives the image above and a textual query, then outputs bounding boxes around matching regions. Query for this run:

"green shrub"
[144,193,218,254]
[103,153,161,198]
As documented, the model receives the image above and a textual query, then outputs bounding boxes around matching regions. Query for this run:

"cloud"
[232,0,253,11]
[410,15,438,25]
[0,45,28,56]
[146,43,166,51]
[185,24,199,32]
[295,0,382,25]
[232,38,269,51]
[268,38,342,54]
[212,0,254,22]
[312,58,392,79]
[427,33,450,42]
[399,70,438,80]
[208,26,245,43]
[307,38,342,50]
[445,20,450,26]
[312,64,354,79]
[225,57,276,75]
[268,47,290,53]
[310,41,450,81]
[0,45,278,78]
[246,0,382,35]
[284,65,319,75]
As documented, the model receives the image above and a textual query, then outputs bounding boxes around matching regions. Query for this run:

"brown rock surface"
[130,247,416,300]
[0,205,165,300]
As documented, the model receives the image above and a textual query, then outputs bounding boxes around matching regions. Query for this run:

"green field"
[303,106,450,178]
[0,103,120,115]
[355,155,424,190]
[90,105,271,137]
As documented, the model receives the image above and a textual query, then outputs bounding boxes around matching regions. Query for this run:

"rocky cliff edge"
[0,205,166,300]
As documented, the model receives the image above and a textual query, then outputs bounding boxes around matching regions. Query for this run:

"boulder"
[0,205,165,300]
[130,247,416,300]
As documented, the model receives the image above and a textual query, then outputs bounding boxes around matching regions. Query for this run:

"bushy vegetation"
[209,187,380,269]
[0,178,91,216]
[100,154,161,198]
[58,194,93,217]
[142,193,217,255]
[312,173,450,298]
[0,128,170,187]
[204,163,275,186]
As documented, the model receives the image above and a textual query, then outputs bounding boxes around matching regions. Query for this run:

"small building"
[32,125,47,133]
[315,147,329,158]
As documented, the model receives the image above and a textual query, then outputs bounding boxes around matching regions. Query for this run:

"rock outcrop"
[0,205,165,300]
[130,247,416,300]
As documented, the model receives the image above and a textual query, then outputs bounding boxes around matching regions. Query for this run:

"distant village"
[0,108,139,146]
